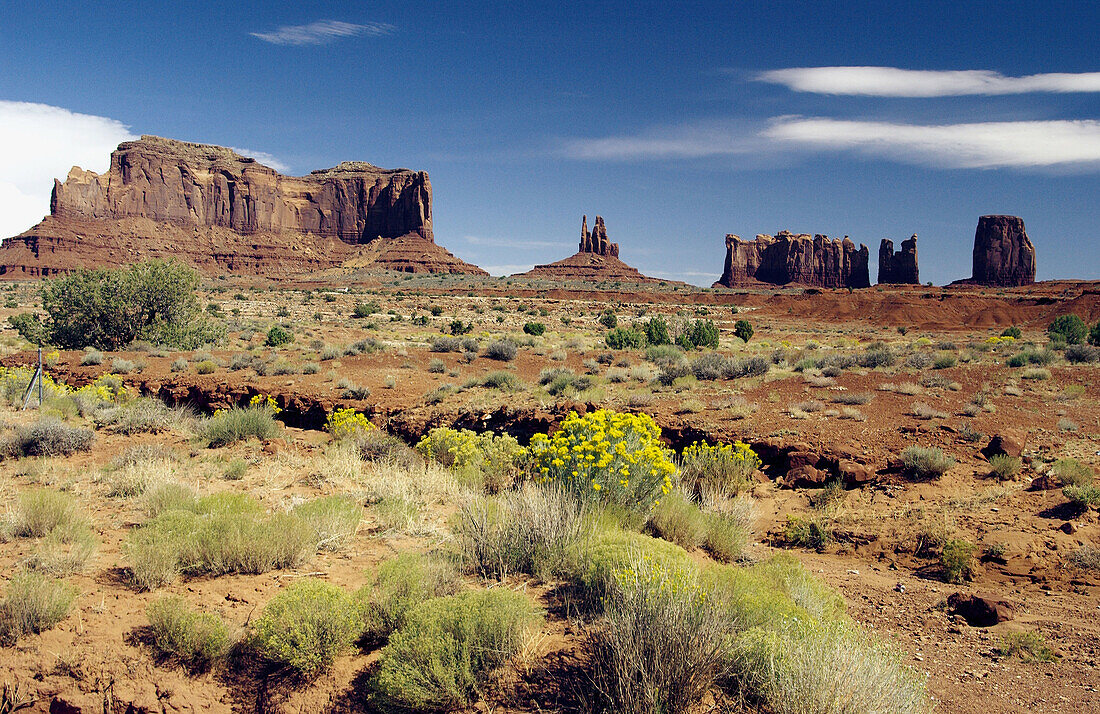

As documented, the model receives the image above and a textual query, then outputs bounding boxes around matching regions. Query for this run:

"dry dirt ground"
[0,278,1098,713]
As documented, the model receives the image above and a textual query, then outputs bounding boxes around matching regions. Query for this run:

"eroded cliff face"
[50,136,433,243]
[715,231,870,289]
[878,235,920,284]
[579,215,619,257]
[970,215,1036,287]
[1,136,487,278]
[518,215,665,283]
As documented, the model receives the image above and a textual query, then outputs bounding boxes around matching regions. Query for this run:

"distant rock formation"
[878,235,919,284]
[714,231,870,289]
[516,215,665,283]
[0,136,486,277]
[970,215,1036,287]
[579,215,619,257]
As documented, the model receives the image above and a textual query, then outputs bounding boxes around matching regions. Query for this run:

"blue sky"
[1,1,1098,284]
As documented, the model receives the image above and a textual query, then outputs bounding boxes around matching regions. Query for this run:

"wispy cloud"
[231,147,289,173]
[0,101,135,239]
[251,20,395,46]
[562,121,761,161]
[763,117,1100,169]
[461,235,561,249]
[756,67,1100,97]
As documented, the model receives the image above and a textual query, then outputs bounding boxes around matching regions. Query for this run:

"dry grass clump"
[291,495,361,552]
[0,418,94,458]
[1070,545,1100,570]
[831,391,874,405]
[106,457,175,497]
[910,402,947,420]
[901,446,955,480]
[1052,459,1095,488]
[0,571,77,645]
[838,407,867,421]
[987,454,1022,481]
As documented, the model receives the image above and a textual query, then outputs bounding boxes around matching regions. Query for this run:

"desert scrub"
[995,630,1056,662]
[9,488,81,538]
[291,496,361,551]
[456,484,590,580]
[1052,458,1094,487]
[0,571,77,645]
[126,493,316,589]
[254,579,363,676]
[358,551,458,639]
[649,489,708,549]
[784,515,831,551]
[325,407,376,441]
[678,440,761,496]
[565,529,694,605]
[1063,483,1100,510]
[940,538,976,583]
[701,493,754,563]
[370,589,543,712]
[0,418,94,458]
[95,397,171,434]
[988,454,1022,480]
[416,426,527,492]
[901,445,955,479]
[529,409,676,513]
[146,596,232,669]
[590,556,730,714]
[483,339,517,361]
[199,399,280,447]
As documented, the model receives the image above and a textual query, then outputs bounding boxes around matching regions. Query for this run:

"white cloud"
[756,67,1100,97]
[231,147,290,173]
[481,264,536,276]
[562,121,760,161]
[763,117,1100,169]
[0,101,135,240]
[250,20,395,46]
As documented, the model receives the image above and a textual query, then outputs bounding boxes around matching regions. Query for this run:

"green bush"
[1052,459,1094,487]
[359,552,457,639]
[932,352,957,369]
[254,579,363,676]
[649,490,708,549]
[484,339,517,361]
[901,445,955,479]
[198,406,279,447]
[1048,314,1087,345]
[995,630,1056,662]
[353,301,380,318]
[598,309,618,329]
[146,596,232,668]
[1090,319,1100,346]
[988,454,1021,481]
[605,326,647,350]
[37,260,223,350]
[703,502,753,563]
[678,319,719,350]
[265,325,294,347]
[8,313,45,345]
[370,589,543,711]
[941,539,976,583]
[785,515,831,551]
[1001,326,1022,339]
[522,321,545,336]
[0,571,77,645]
[1064,484,1100,510]
[565,529,694,605]
[9,488,80,538]
[643,316,672,346]
[733,319,754,342]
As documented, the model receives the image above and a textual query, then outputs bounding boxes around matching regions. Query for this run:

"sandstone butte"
[961,215,1036,287]
[714,231,871,289]
[878,235,920,285]
[515,215,669,283]
[0,135,486,279]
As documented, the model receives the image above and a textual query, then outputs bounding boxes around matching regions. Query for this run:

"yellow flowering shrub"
[0,367,127,409]
[415,427,526,492]
[326,407,376,440]
[249,394,282,414]
[679,440,761,496]
[529,409,676,511]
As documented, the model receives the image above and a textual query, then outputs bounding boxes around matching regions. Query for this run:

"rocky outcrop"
[0,136,487,277]
[714,231,870,289]
[878,235,919,284]
[50,136,433,242]
[517,215,665,284]
[579,215,619,257]
[969,215,1036,287]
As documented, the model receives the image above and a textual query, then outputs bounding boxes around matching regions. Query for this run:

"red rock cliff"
[50,135,433,243]
[715,231,870,289]
[878,235,920,284]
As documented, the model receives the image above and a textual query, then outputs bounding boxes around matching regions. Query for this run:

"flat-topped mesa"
[971,215,1035,287]
[878,235,919,284]
[50,135,433,243]
[715,231,870,289]
[579,215,619,257]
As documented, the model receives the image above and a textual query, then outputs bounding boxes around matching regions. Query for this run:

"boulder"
[838,459,876,485]
[969,215,1036,287]
[982,433,1026,460]
[786,450,820,470]
[878,235,919,284]
[947,592,1015,627]
[714,231,871,289]
[785,465,829,487]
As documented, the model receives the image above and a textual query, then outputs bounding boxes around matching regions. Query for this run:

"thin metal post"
[37,347,42,406]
